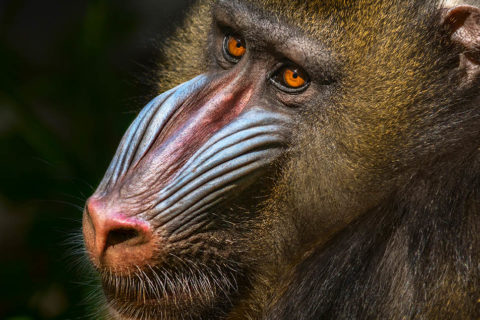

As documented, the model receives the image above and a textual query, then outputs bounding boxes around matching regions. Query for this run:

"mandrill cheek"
[146,107,291,234]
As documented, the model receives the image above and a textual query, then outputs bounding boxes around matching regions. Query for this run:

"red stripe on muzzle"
[126,78,254,192]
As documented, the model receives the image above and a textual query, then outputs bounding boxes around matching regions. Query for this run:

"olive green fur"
[155,0,480,318]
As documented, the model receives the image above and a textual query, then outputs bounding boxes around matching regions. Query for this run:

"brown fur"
[144,0,480,318]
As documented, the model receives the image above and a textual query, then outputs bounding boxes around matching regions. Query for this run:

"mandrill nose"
[82,197,155,271]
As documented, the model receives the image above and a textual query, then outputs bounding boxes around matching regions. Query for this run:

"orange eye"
[223,35,246,62]
[271,65,310,93]
[283,67,306,88]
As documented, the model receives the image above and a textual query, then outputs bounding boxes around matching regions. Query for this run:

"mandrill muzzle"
[83,74,291,272]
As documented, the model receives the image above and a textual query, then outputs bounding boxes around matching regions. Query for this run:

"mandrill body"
[82,0,480,319]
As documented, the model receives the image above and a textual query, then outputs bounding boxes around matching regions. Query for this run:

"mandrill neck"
[255,147,480,319]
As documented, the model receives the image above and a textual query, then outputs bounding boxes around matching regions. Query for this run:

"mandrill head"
[82,0,480,319]
[83,73,292,317]
[82,0,296,315]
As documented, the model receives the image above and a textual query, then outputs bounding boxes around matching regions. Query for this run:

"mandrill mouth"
[100,260,239,319]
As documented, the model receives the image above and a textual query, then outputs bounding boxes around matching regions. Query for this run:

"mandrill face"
[81,0,311,314]
[83,74,293,318]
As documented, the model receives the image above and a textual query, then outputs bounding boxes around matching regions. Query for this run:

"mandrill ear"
[443,5,480,80]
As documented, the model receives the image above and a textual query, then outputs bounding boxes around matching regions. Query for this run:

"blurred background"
[0,0,191,318]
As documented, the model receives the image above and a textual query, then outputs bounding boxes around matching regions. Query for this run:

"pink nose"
[82,197,155,271]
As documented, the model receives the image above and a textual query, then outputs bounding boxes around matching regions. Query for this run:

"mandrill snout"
[82,197,156,272]
[83,75,291,273]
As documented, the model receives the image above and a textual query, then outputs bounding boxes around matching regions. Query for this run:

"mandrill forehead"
[215,0,341,40]
[214,0,338,73]
[237,0,443,42]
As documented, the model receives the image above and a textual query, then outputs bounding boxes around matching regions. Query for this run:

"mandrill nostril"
[106,228,141,248]
[82,197,156,270]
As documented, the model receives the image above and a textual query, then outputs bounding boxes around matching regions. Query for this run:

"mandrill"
[82,0,480,319]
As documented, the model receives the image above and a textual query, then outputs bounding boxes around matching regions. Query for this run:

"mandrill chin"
[82,0,480,319]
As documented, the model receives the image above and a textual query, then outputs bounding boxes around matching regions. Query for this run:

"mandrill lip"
[99,261,239,320]
[100,267,176,318]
